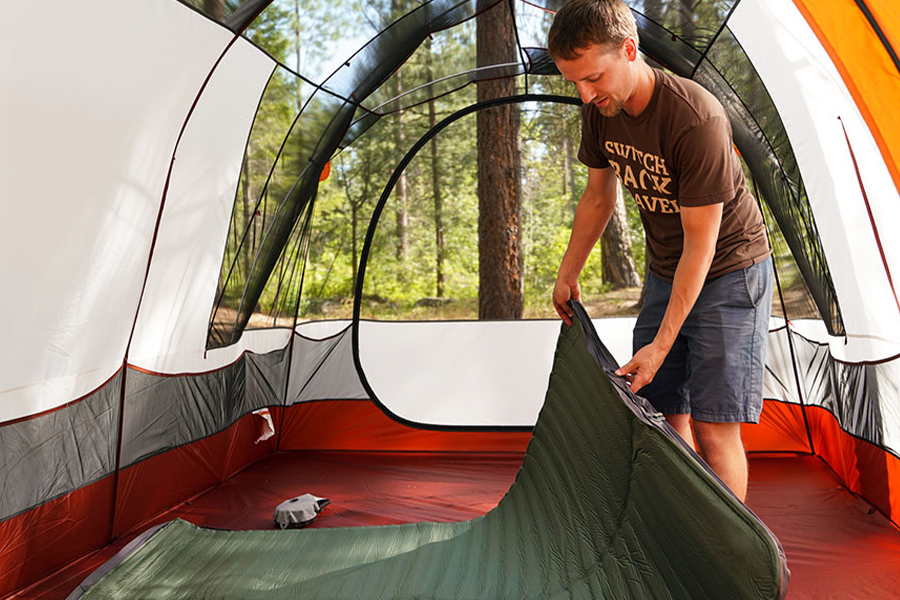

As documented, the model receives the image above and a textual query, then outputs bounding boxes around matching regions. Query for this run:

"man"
[548,0,773,501]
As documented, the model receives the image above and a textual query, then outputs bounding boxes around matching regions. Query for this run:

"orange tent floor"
[11,451,900,600]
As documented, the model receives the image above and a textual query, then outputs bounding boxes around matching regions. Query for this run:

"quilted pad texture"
[74,303,788,599]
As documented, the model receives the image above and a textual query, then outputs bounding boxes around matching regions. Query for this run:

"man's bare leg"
[692,421,748,501]
[665,413,695,450]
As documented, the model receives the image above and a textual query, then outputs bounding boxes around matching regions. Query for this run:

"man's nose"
[576,82,596,104]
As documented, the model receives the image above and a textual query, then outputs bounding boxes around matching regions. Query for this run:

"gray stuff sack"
[273,494,331,529]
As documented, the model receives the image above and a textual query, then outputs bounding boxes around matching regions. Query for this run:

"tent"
[65,306,790,599]
[2,0,900,597]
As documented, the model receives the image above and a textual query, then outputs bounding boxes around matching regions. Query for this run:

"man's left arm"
[615,203,722,392]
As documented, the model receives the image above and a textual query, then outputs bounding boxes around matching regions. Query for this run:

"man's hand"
[615,341,668,393]
[552,167,618,327]
[552,276,581,326]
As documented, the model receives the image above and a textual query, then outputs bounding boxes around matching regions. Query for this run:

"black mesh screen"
[759,196,821,321]
[206,60,322,345]
[695,28,844,334]
[178,0,241,25]
[354,97,645,322]
[208,0,846,348]
[208,0,529,347]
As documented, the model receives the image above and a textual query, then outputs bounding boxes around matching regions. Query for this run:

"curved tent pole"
[110,29,248,541]
[505,0,530,92]
[752,176,816,456]
[225,0,275,33]
[223,0,488,343]
[350,92,580,432]
[838,116,900,320]
[688,0,743,80]
[851,0,900,75]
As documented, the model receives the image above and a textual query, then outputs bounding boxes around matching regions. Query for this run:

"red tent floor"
[9,451,900,600]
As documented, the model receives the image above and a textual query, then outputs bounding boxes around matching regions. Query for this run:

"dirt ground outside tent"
[243,283,808,326]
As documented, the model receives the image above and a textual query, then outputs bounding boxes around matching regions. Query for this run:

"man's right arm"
[553,166,619,325]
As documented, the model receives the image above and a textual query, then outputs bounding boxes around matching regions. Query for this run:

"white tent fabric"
[0,0,281,421]
[358,318,635,426]
[358,318,800,427]
[4,0,898,422]
[128,40,275,374]
[5,1,900,597]
[0,0,240,421]
[731,0,900,362]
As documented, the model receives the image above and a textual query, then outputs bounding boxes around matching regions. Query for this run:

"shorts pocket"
[742,263,764,307]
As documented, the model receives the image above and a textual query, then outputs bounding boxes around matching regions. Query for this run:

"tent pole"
[277,195,316,450]
[276,328,295,452]
[108,362,128,542]
[771,250,817,456]
[753,176,816,455]
[105,33,245,541]
[688,0,743,79]
[350,94,581,426]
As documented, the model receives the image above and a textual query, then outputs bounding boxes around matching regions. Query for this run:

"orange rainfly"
[792,0,900,196]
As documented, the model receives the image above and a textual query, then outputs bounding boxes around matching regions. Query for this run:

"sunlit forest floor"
[235,281,812,331]
[356,286,643,321]
[274,286,642,323]
[573,287,643,319]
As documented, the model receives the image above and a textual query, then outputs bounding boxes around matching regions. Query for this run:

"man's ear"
[623,37,638,61]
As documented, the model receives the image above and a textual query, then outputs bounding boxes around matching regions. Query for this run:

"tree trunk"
[566,125,578,209]
[426,40,445,298]
[601,186,642,289]
[337,152,369,295]
[643,0,664,22]
[351,201,358,286]
[679,0,696,43]
[393,0,409,265]
[476,0,522,319]
[431,110,445,298]
[395,79,409,266]
[204,0,224,20]
[295,0,303,111]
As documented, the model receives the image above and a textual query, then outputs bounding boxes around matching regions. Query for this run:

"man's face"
[555,41,636,117]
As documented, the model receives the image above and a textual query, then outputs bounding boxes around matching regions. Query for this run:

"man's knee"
[692,421,744,456]
[692,421,749,499]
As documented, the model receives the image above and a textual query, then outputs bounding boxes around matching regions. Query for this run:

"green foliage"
[214,0,651,329]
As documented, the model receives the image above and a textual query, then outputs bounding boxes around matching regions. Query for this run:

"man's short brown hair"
[547,0,639,61]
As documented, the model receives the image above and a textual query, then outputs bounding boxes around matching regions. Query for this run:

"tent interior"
[3,0,900,598]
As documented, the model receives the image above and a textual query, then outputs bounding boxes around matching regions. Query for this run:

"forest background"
[193,0,803,339]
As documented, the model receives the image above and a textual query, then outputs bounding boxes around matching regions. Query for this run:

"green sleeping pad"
[72,302,788,599]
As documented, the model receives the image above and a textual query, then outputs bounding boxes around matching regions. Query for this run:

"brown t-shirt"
[577,68,770,281]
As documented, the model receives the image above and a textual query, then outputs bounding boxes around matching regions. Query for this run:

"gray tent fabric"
[286,328,369,404]
[121,347,289,468]
[0,371,121,521]
[72,303,788,599]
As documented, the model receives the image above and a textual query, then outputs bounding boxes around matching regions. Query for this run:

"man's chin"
[598,101,623,117]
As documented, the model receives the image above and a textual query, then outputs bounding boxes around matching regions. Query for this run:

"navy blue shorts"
[633,257,773,423]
